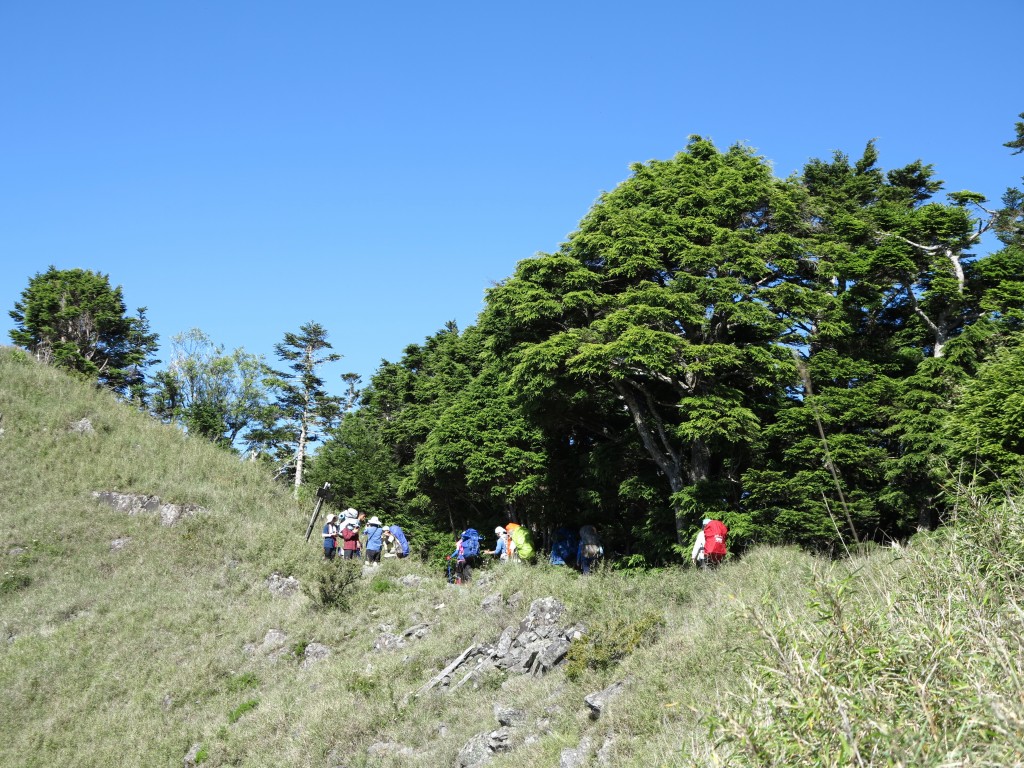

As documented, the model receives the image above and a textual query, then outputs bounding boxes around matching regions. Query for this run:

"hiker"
[577,525,603,574]
[322,513,340,560]
[550,526,578,567]
[364,516,384,565]
[383,524,410,558]
[484,526,509,560]
[450,528,482,584]
[340,516,361,560]
[504,522,536,562]
[692,518,728,569]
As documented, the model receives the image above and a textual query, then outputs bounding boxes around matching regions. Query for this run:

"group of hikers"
[320,509,729,579]
[320,508,409,563]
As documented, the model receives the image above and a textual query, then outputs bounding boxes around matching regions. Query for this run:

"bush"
[302,560,362,610]
[565,610,665,681]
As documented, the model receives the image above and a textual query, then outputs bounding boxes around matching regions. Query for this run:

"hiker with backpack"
[340,517,361,560]
[484,526,510,560]
[505,523,536,562]
[550,526,578,567]
[449,528,482,584]
[692,518,728,569]
[382,524,410,558]
[363,516,384,565]
[322,513,340,560]
[577,525,603,574]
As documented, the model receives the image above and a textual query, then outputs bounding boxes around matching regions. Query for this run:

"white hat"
[368,516,382,526]
[343,507,359,519]
[495,526,506,535]
[326,513,337,523]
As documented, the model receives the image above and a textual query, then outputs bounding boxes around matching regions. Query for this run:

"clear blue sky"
[3,0,1022,391]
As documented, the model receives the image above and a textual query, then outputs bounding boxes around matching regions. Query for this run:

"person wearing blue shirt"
[363,516,385,565]
[322,514,340,560]
[484,527,508,560]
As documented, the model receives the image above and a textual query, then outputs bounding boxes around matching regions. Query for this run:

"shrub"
[302,559,362,610]
[565,610,665,681]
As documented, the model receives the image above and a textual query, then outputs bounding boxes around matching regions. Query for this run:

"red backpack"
[703,520,728,557]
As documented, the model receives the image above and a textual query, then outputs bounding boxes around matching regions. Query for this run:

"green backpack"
[510,525,535,560]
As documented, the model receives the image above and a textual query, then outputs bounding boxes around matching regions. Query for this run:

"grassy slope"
[3,349,1023,767]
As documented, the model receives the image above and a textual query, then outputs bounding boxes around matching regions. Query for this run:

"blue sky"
[3,0,1022,391]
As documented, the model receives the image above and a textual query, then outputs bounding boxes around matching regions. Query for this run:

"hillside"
[3,347,1024,767]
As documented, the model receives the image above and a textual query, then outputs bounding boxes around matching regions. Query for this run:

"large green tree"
[9,266,158,400]
[484,138,806,546]
[148,328,278,451]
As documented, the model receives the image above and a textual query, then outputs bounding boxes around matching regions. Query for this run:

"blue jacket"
[364,524,384,551]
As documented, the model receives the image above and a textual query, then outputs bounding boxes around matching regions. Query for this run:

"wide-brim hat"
[343,507,359,518]
[495,526,506,535]
[368,516,382,526]
[325,514,337,522]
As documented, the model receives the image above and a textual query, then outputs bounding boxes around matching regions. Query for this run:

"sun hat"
[343,507,359,519]
[368,516,382,526]
[702,518,712,526]
[495,526,505,535]
[326,513,337,522]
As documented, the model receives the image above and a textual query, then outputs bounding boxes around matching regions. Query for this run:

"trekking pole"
[304,482,331,542]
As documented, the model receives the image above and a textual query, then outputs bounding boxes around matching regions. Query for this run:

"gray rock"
[493,705,526,727]
[183,743,203,767]
[488,727,512,753]
[110,537,131,551]
[506,591,525,609]
[7,547,27,557]
[585,678,628,720]
[399,574,422,587]
[260,629,288,652]
[69,417,94,434]
[301,642,331,668]
[366,741,415,758]
[373,633,405,651]
[481,592,503,612]
[532,638,571,676]
[495,625,517,658]
[455,732,494,768]
[266,573,300,597]
[520,597,566,633]
[596,735,616,765]
[560,736,593,768]
[92,491,204,527]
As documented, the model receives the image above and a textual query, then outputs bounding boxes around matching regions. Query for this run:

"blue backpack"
[389,525,409,556]
[550,527,578,566]
[460,528,481,558]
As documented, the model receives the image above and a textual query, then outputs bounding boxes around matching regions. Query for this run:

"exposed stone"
[493,705,526,727]
[532,638,571,676]
[596,735,616,765]
[183,743,203,767]
[399,574,422,587]
[560,736,593,768]
[69,417,94,434]
[506,591,525,609]
[301,642,331,668]
[110,537,131,551]
[266,572,299,597]
[519,597,566,633]
[260,629,288,652]
[488,727,512,753]
[8,547,27,557]
[585,678,628,720]
[455,732,494,768]
[366,741,415,758]
[481,592,503,612]
[92,491,205,526]
[373,632,405,651]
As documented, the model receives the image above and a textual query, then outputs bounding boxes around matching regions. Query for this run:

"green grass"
[2,347,1024,767]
